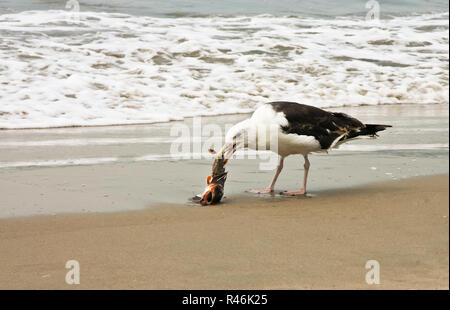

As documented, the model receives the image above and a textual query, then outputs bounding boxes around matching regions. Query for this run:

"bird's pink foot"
[281,188,306,196]
[247,188,273,194]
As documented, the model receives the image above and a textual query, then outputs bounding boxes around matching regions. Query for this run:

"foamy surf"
[0,10,448,129]
[0,143,447,169]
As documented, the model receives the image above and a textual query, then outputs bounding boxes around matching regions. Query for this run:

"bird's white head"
[215,119,252,160]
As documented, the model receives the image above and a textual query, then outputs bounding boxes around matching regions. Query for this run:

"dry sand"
[0,174,447,290]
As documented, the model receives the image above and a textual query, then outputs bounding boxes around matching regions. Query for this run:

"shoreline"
[0,102,447,131]
[0,174,448,289]
[0,103,448,218]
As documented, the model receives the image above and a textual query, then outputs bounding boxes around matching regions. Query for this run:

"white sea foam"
[0,10,448,129]
[0,157,119,168]
[0,143,447,169]
[0,137,177,147]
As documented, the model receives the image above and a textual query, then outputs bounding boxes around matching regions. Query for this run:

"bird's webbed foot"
[247,188,274,194]
[280,188,306,196]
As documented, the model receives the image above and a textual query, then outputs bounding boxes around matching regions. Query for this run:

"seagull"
[220,101,391,195]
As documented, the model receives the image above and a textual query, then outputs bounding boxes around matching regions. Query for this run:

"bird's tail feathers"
[360,124,392,137]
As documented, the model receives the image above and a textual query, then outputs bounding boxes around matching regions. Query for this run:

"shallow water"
[0,104,448,218]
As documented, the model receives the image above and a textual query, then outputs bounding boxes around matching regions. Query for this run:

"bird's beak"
[217,141,237,164]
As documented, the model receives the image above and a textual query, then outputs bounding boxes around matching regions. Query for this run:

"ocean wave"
[0,10,448,129]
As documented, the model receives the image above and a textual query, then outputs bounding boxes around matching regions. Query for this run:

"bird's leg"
[248,157,284,194]
[282,155,310,196]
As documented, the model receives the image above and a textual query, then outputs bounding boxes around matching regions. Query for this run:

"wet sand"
[0,104,448,218]
[0,175,448,289]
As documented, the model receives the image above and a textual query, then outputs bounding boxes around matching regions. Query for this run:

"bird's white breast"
[248,104,321,157]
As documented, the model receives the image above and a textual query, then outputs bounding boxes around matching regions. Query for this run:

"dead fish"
[191,143,236,205]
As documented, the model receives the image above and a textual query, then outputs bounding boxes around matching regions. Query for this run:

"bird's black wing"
[268,101,366,149]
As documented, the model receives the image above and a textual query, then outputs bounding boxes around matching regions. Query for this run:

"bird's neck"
[226,119,254,148]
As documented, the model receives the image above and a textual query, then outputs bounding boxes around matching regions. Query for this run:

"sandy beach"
[0,174,447,289]
[0,1,448,292]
